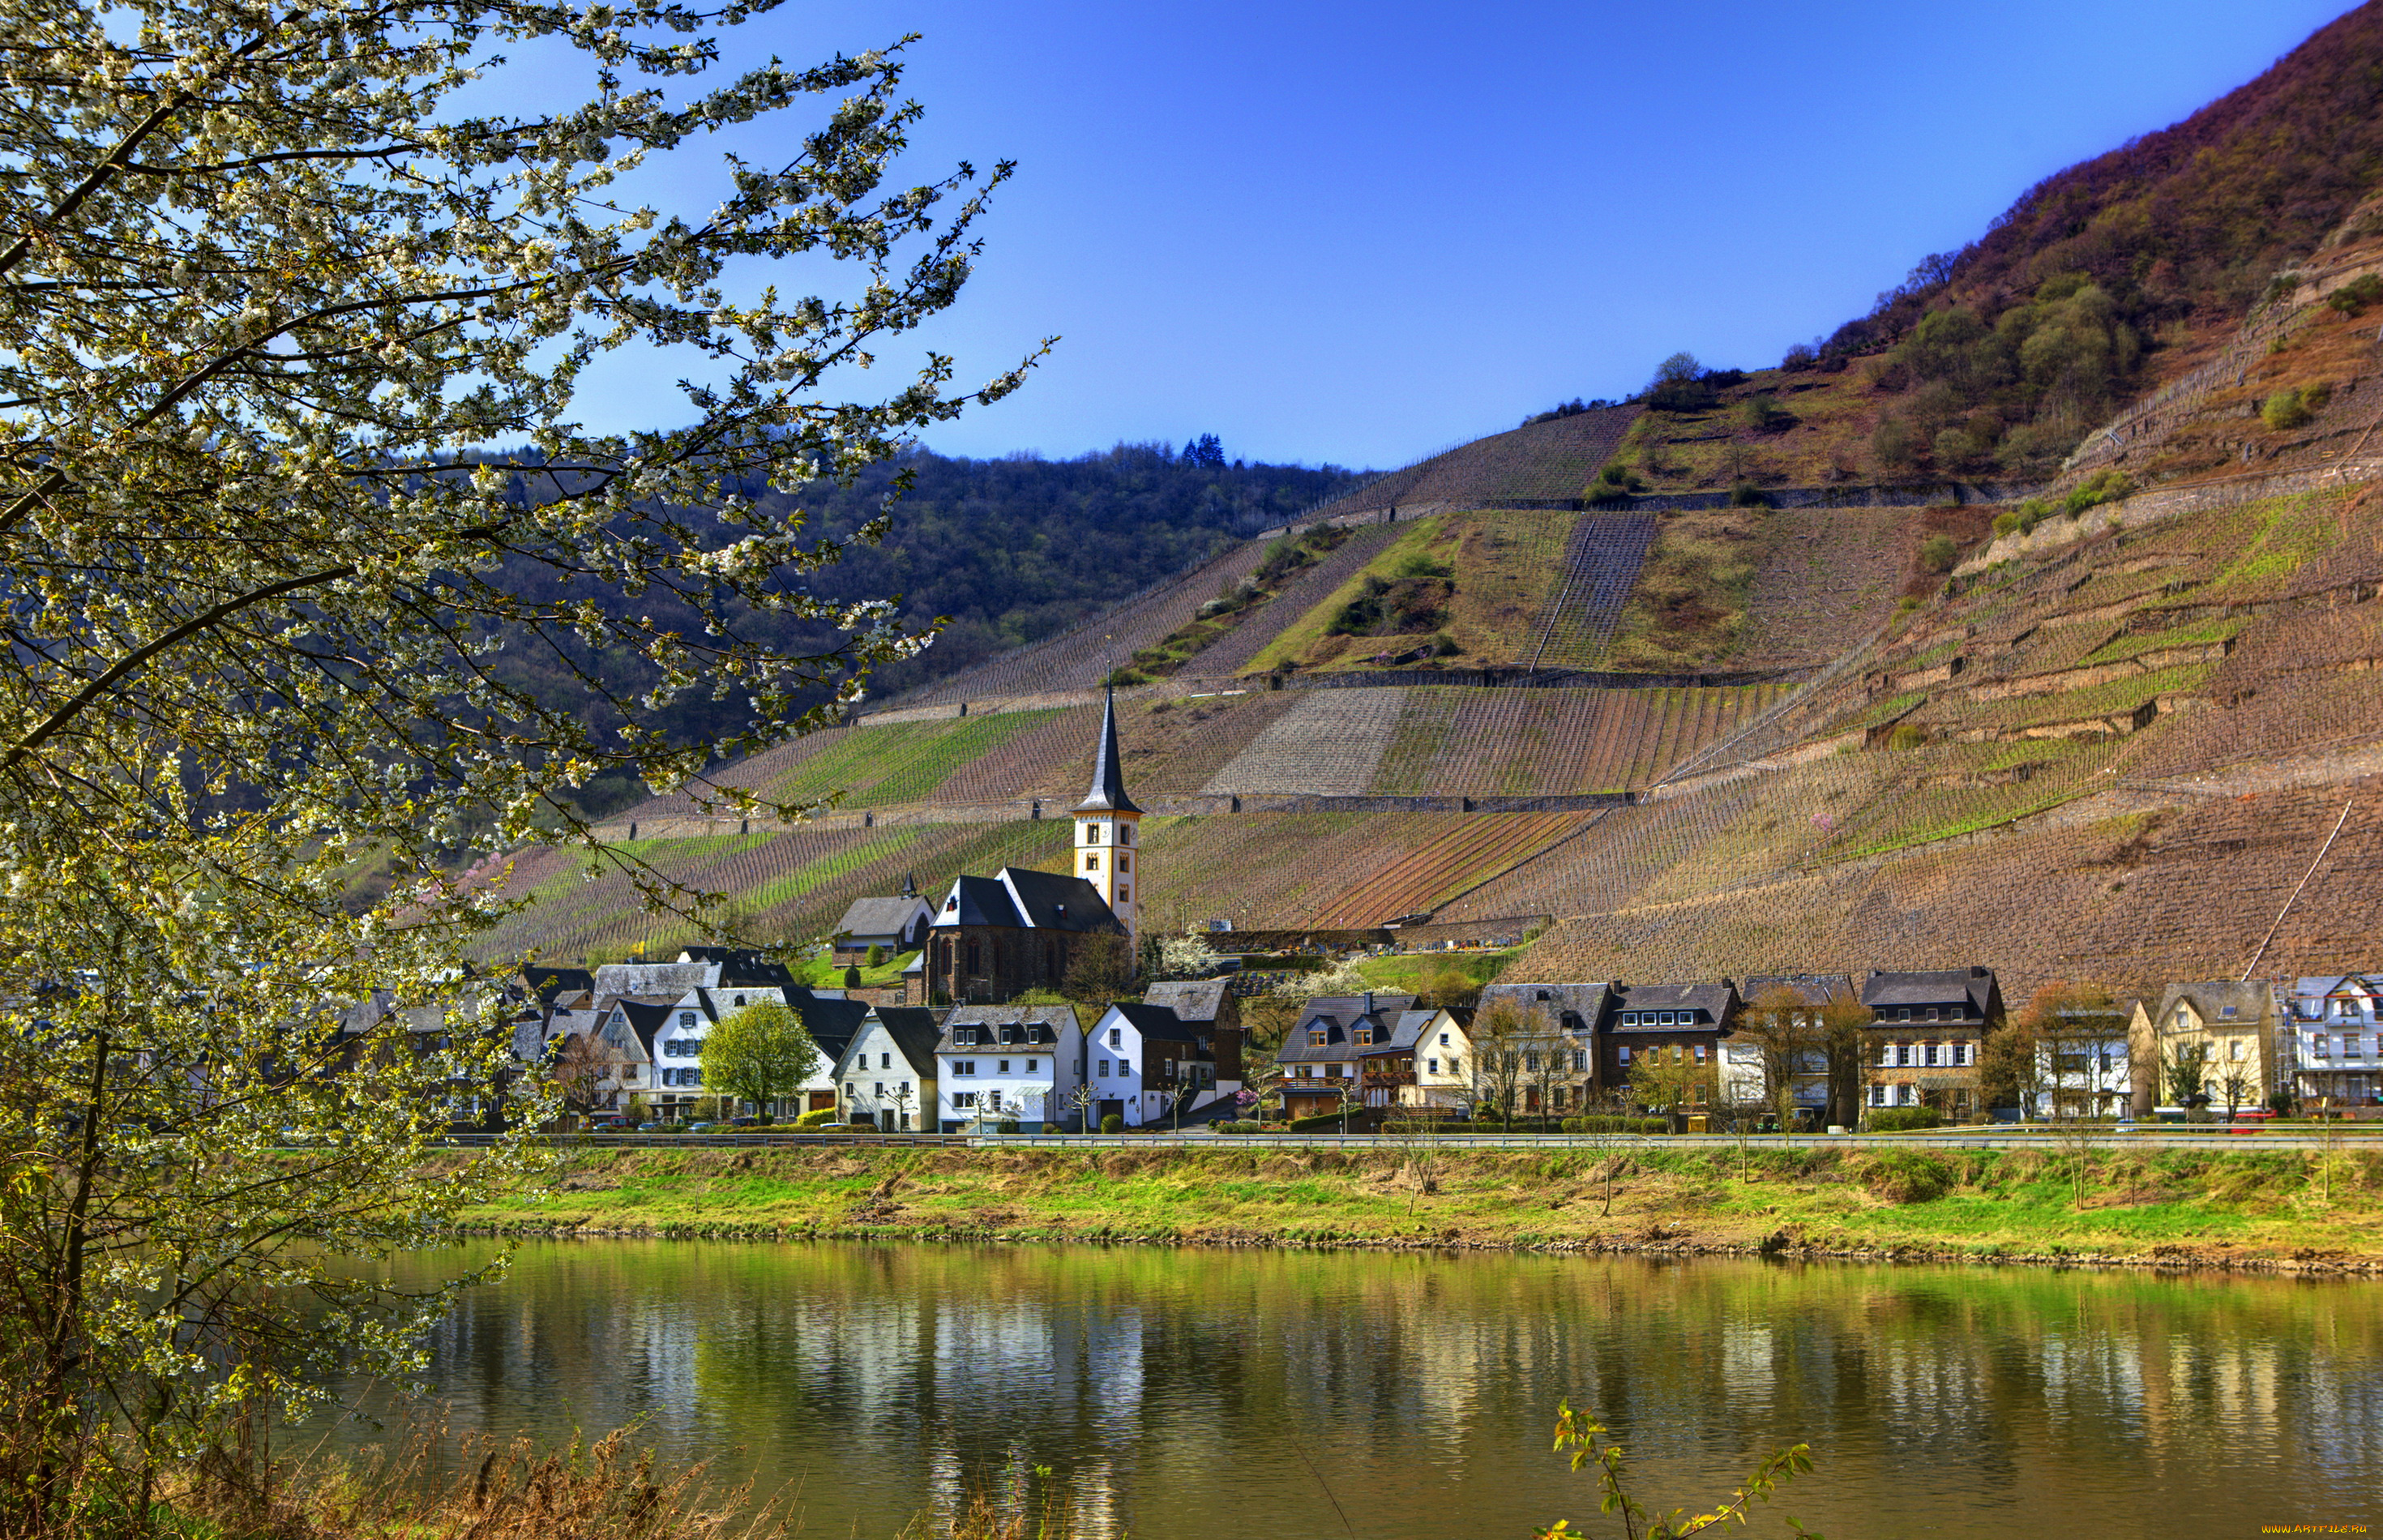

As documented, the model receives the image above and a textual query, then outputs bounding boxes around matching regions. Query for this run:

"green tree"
[2165,1041,2212,1110]
[700,1004,822,1123]
[0,0,1029,1520]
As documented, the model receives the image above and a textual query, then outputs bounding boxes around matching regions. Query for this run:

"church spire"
[1075,682,1141,815]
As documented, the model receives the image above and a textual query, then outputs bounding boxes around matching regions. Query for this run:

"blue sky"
[573,0,2357,470]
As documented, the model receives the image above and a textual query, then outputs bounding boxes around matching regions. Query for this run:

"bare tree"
[1737,986,1824,1138]
[1066,1082,1098,1135]
[548,1030,625,1121]
[1817,995,1876,1131]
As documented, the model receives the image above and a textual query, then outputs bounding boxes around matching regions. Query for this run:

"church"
[917,687,1141,1007]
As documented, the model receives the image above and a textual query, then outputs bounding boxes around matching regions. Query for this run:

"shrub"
[1739,394,1792,432]
[1865,1106,1943,1132]
[843,965,862,989]
[1885,723,1926,751]
[1042,1123,1060,1133]
[865,943,884,968]
[1992,511,2021,537]
[2061,468,2133,515]
[1863,1149,1955,1202]
[2326,272,2383,314]
[1729,480,1769,507]
[1781,341,1818,372]
[1100,1114,1124,1133]
[795,1106,837,1128]
[1215,1120,1264,1133]
[1288,1110,1360,1131]
[1918,534,1957,573]
[1431,631,1461,657]
[1871,415,1920,473]
[1559,1115,1669,1135]
[995,1118,1020,1134]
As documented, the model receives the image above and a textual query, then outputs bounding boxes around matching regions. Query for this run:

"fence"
[437,1126,2383,1153]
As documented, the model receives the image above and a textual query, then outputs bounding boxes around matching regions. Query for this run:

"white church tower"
[1072,684,1142,948]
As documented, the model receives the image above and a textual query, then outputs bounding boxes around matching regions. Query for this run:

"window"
[1356,1028,1373,1046]
[1119,885,1129,904]
[734,995,746,1007]
[679,1012,696,1028]
[899,1081,910,1096]
[1119,853,1131,873]
[1110,1027,1123,1048]
[1524,1051,1540,1072]
[881,1052,892,1069]
[1693,1045,1707,1063]
[874,1081,884,1097]
[1119,1060,1132,1077]
[1869,1084,1888,1107]
[1658,1012,1675,1026]
[1572,1050,1589,1072]
[2231,1040,2247,1061]
[1085,853,1101,873]
[1923,1043,1940,1067]
[2316,1035,2332,1059]
[1924,1007,1940,1023]
[1121,823,1132,845]
[1309,1029,1327,1047]
[2220,1005,2238,1019]
[988,1089,1003,1110]
[1879,1042,1894,1067]
[1618,1046,1632,1065]
[953,1092,977,1110]
[1439,1032,1451,1046]
[1427,1058,1440,1074]
[845,1082,856,1100]
[956,1060,977,1076]
[1897,1084,1916,1106]
[1449,1056,1461,1076]
[999,1059,1012,1074]
[1896,1043,1912,1067]
[1098,1059,1110,1076]
[1025,1059,1037,1073]
[1952,1043,1968,1067]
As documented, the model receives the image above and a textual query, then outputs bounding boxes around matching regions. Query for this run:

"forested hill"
[489,443,1363,815]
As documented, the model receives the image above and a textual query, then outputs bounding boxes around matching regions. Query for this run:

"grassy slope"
[465,1144,2383,1268]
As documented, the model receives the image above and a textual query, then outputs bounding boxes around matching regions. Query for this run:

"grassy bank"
[456,1144,2383,1272]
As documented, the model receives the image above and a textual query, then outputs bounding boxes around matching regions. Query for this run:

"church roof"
[928,868,1126,935]
[1074,684,1141,815]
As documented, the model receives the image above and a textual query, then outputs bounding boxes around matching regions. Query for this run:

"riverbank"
[448,1144,2383,1273]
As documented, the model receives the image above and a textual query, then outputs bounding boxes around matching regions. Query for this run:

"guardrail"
[434,1127,2383,1153]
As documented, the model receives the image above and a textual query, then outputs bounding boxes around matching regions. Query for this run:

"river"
[321,1241,2383,1539]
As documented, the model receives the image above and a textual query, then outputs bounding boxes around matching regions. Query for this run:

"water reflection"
[324,1244,2383,1540]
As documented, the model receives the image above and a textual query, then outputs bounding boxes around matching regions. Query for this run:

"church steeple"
[1075,683,1141,815]
[1072,684,1141,944]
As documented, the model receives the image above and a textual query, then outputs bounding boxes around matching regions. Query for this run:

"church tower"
[1072,684,1142,947]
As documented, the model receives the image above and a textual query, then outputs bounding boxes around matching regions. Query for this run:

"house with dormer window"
[2131,981,2285,1114]
[1601,981,1738,1119]
[935,1003,1082,1130]
[835,1006,944,1131]
[1277,991,1415,1120]
[1860,967,2000,1121]
[1084,1000,1225,1127]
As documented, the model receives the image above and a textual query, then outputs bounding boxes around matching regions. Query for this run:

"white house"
[1405,1007,1478,1114]
[2287,975,2383,1106]
[835,1006,945,1131]
[936,1004,1082,1131]
[1083,1001,1225,1128]
[2031,1012,2133,1119]
[645,983,870,1120]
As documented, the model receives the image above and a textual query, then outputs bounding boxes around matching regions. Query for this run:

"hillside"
[471,4,2383,997]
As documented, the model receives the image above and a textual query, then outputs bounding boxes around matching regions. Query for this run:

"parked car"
[590,1115,637,1131]
[683,1121,719,1133]
[728,1115,761,1128]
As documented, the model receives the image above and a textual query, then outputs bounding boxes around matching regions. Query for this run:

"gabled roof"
[2154,981,2279,1026]
[676,948,799,987]
[603,998,673,1059]
[788,989,870,1055]
[1478,982,1611,1032]
[1144,979,1230,1024]
[1861,967,1999,1014]
[834,896,931,941]
[524,965,595,1003]
[1608,981,1739,1029]
[1075,684,1141,815]
[933,874,1024,929]
[1358,1008,1436,1057]
[862,1007,947,1073]
[1740,974,1858,1009]
[1097,1000,1200,1046]
[1002,868,1126,933]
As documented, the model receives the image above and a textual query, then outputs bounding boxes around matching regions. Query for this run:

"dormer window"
[1310,1029,1327,1047]
[1356,1029,1372,1046]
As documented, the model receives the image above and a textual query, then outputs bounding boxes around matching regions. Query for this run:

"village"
[461,694,2383,1136]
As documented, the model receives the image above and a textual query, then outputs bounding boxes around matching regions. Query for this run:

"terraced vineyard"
[1371,685,1790,794]
[1200,687,1405,794]
[1308,406,1640,515]
[1185,522,1402,679]
[1522,514,1658,670]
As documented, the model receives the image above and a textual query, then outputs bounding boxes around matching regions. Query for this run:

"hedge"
[1558,1115,1671,1136]
[1864,1106,1944,1132]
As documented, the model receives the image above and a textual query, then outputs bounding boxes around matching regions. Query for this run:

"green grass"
[2080,617,2240,666]
[456,1145,2383,1265]
[1350,945,1525,995]
[1243,515,1451,674]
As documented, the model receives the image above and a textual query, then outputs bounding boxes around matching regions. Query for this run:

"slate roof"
[524,965,595,1003]
[785,988,870,1058]
[938,1003,1079,1054]
[930,868,1123,935]
[865,1007,948,1072]
[1358,1007,1436,1058]
[1075,684,1141,815]
[1478,982,1611,1034]
[602,998,674,1059]
[1861,967,1999,1017]
[1279,992,1416,1063]
[1101,1000,1200,1046]
[1144,979,1230,1024]
[1740,974,1859,1009]
[1606,981,1739,1030]
[2154,981,2280,1028]
[833,896,930,943]
[675,948,799,986]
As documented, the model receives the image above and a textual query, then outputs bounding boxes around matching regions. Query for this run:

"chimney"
[1363,990,1373,1016]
